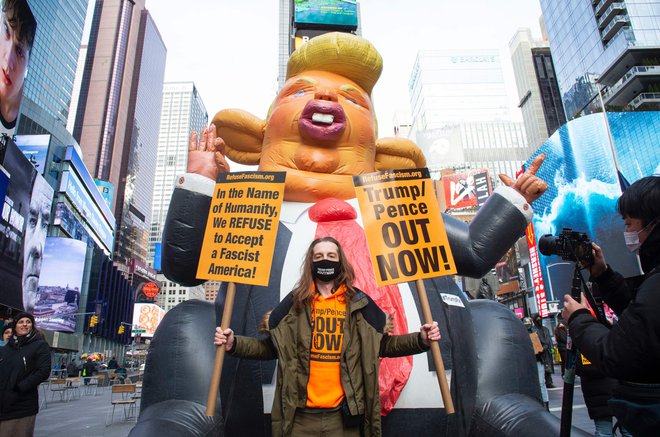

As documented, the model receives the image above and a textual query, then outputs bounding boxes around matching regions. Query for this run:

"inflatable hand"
[498,153,548,204]
[186,124,231,181]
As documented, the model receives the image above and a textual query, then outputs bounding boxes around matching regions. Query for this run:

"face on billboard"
[0,0,35,134]
[22,174,51,312]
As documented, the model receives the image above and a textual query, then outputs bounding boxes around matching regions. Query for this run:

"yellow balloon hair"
[286,32,383,96]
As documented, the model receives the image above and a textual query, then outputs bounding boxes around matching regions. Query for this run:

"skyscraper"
[149,82,208,265]
[509,28,566,149]
[73,0,166,268]
[17,0,88,147]
[149,82,207,311]
[408,50,530,180]
[540,0,660,119]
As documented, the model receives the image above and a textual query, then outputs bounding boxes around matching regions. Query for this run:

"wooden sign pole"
[205,282,237,416]
[415,278,455,414]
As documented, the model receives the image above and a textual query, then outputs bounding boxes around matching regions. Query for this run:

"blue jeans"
[537,362,548,402]
[594,417,633,437]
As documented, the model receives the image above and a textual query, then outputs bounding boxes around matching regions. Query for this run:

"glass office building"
[74,0,166,268]
[408,50,531,183]
[540,0,660,119]
[17,0,88,147]
[114,11,167,267]
[149,82,207,265]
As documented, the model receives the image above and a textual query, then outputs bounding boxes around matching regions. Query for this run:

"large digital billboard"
[58,146,115,254]
[34,237,87,332]
[294,0,358,28]
[131,303,165,338]
[0,0,36,137]
[441,169,491,210]
[0,139,54,313]
[524,112,660,304]
[15,134,51,175]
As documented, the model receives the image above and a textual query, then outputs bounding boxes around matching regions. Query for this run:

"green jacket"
[230,289,429,437]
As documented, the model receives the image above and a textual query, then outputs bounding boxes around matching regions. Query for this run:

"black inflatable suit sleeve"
[444,191,527,278]
[162,187,211,286]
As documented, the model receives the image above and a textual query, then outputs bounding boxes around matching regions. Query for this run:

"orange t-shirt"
[306,284,347,408]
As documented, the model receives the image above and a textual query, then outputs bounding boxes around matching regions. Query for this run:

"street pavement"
[34,375,596,437]
[548,377,594,435]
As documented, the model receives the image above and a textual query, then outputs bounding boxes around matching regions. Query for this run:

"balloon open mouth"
[299,100,346,142]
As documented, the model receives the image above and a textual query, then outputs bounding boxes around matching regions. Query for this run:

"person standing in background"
[0,312,51,436]
[532,314,555,388]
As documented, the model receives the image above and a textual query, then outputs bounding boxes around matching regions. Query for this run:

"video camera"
[538,228,593,267]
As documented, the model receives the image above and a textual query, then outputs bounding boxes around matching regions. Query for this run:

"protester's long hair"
[291,237,356,312]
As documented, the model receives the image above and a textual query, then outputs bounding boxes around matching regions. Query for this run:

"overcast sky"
[144,0,544,135]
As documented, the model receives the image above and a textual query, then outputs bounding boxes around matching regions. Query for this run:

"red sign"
[526,223,548,317]
[442,169,492,210]
[142,282,160,299]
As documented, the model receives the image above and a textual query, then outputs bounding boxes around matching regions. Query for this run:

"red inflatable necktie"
[309,198,412,415]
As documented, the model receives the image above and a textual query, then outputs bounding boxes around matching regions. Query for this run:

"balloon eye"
[294,90,305,97]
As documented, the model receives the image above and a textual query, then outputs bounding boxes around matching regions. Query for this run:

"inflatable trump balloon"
[130,33,590,437]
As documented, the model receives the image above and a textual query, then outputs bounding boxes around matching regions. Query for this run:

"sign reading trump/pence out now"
[354,168,457,286]
[197,172,286,286]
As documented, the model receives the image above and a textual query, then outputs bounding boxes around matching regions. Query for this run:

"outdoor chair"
[105,384,137,426]
[84,373,105,395]
[66,377,82,399]
[49,378,68,402]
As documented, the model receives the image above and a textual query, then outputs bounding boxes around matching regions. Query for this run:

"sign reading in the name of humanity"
[353,168,457,286]
[197,171,286,286]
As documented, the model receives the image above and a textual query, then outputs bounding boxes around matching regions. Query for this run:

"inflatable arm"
[468,300,592,437]
[445,187,529,278]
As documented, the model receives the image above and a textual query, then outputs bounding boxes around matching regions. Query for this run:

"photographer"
[562,175,660,436]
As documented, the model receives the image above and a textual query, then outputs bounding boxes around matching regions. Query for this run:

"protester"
[524,317,549,409]
[0,312,51,436]
[563,175,660,436]
[214,237,441,437]
[554,320,567,376]
[532,314,555,388]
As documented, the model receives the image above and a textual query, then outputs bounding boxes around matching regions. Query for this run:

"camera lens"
[538,234,557,256]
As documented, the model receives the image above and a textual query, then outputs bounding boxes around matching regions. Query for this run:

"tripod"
[559,263,610,437]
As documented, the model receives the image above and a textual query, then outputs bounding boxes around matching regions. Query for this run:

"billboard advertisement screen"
[441,169,491,210]
[0,0,36,137]
[0,139,54,312]
[34,238,87,332]
[131,303,165,337]
[294,0,358,28]
[15,134,51,175]
[524,112,660,305]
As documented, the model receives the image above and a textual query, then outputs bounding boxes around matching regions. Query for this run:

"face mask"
[624,218,658,254]
[624,230,641,254]
[312,259,341,282]
[0,340,5,346]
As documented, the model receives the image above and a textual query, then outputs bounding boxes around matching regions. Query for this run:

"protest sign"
[353,168,457,286]
[196,171,285,286]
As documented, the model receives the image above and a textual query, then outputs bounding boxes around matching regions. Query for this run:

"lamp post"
[594,77,629,191]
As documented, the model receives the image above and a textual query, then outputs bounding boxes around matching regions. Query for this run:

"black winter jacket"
[0,331,51,420]
[576,356,618,419]
[568,226,660,383]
